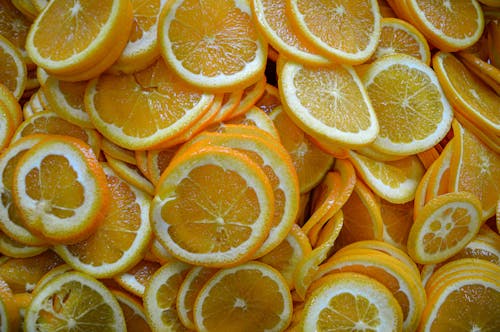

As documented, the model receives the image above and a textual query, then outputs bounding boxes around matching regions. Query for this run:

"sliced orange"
[362,53,453,156]
[0,83,23,127]
[41,76,94,129]
[53,163,152,278]
[0,100,15,151]
[0,0,33,65]
[433,51,500,137]
[458,51,500,94]
[209,91,244,124]
[105,155,155,196]
[176,266,218,330]
[25,271,126,331]
[13,135,110,244]
[85,59,214,150]
[300,272,403,332]
[101,137,137,165]
[223,107,280,139]
[158,0,268,92]
[109,0,167,74]
[226,76,267,118]
[404,0,485,51]
[143,261,191,331]
[0,277,19,332]
[151,145,275,267]
[379,198,414,251]
[449,120,500,220]
[425,139,454,202]
[193,261,292,332]
[417,146,440,170]
[113,290,152,332]
[287,0,381,64]
[269,106,334,193]
[454,111,500,155]
[32,264,74,295]
[254,83,280,114]
[370,17,431,64]
[146,146,178,186]
[348,150,425,204]
[250,0,332,66]
[0,34,27,100]
[114,260,161,297]
[26,0,134,77]
[0,232,47,259]
[279,59,379,148]
[407,191,483,265]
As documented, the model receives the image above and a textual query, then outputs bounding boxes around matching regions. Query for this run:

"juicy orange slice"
[279,59,379,148]
[54,163,153,278]
[114,260,161,297]
[405,0,485,52]
[0,277,19,331]
[113,290,152,332]
[193,261,292,332]
[287,0,381,64]
[362,53,453,156]
[0,34,27,100]
[0,0,32,65]
[151,145,275,267]
[407,191,483,265]
[13,135,110,244]
[85,59,214,150]
[300,272,403,332]
[0,83,23,127]
[158,0,268,92]
[26,0,134,76]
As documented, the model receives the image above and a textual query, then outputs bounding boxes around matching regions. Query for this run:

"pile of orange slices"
[0,0,499,331]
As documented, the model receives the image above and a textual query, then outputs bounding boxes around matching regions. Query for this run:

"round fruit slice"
[407,191,483,265]
[0,34,27,100]
[193,261,292,332]
[300,272,403,332]
[158,0,268,92]
[13,135,110,244]
[54,163,152,278]
[151,145,274,267]
[24,271,126,331]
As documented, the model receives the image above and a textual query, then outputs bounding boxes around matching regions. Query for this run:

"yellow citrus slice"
[0,34,27,100]
[279,59,379,148]
[250,0,332,66]
[151,145,275,267]
[407,191,483,265]
[362,53,453,156]
[24,271,126,331]
[433,51,500,137]
[458,50,500,94]
[26,0,134,76]
[193,261,292,332]
[85,59,214,150]
[13,135,110,244]
[143,260,191,331]
[300,272,403,332]
[287,0,381,64]
[348,150,425,204]
[53,163,153,278]
[158,0,268,92]
[405,0,485,51]
[370,17,431,64]
[449,120,500,220]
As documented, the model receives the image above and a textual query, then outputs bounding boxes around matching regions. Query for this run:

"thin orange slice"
[114,260,161,297]
[0,34,27,100]
[13,135,110,244]
[151,145,275,267]
[0,0,32,66]
[158,0,268,92]
[458,51,500,94]
[113,290,152,332]
[105,155,155,196]
[0,232,47,259]
[407,191,483,264]
[0,278,19,331]
[0,83,23,127]
[193,261,292,332]
[379,198,414,252]
[85,59,214,150]
[287,0,381,64]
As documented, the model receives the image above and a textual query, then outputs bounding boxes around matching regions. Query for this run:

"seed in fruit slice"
[13,135,110,244]
[24,271,126,331]
[193,261,292,332]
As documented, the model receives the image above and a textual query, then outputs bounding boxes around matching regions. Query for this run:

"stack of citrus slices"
[0,0,499,331]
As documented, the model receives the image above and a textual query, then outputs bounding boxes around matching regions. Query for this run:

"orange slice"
[53,163,153,278]
[13,135,110,244]
[300,272,403,332]
[425,139,453,202]
[85,59,214,150]
[105,155,155,196]
[433,51,500,137]
[0,278,19,332]
[362,53,453,156]
[193,261,292,332]
[151,145,275,267]
[458,51,500,94]
[250,0,332,66]
[0,0,32,66]
[0,83,23,127]
[407,191,483,264]
[255,83,280,114]
[449,120,500,220]
[0,34,27,100]
[101,137,137,165]
[25,271,126,331]
[114,260,161,297]
[158,0,268,92]
[404,0,485,51]
[287,0,381,64]
[0,232,47,259]
[26,0,133,76]
[143,261,191,331]
[0,100,15,151]
[146,147,178,186]
[279,59,379,148]
[370,17,431,64]
[223,107,280,139]
[113,290,152,332]
[269,106,334,193]
[226,76,267,118]
[379,198,414,251]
